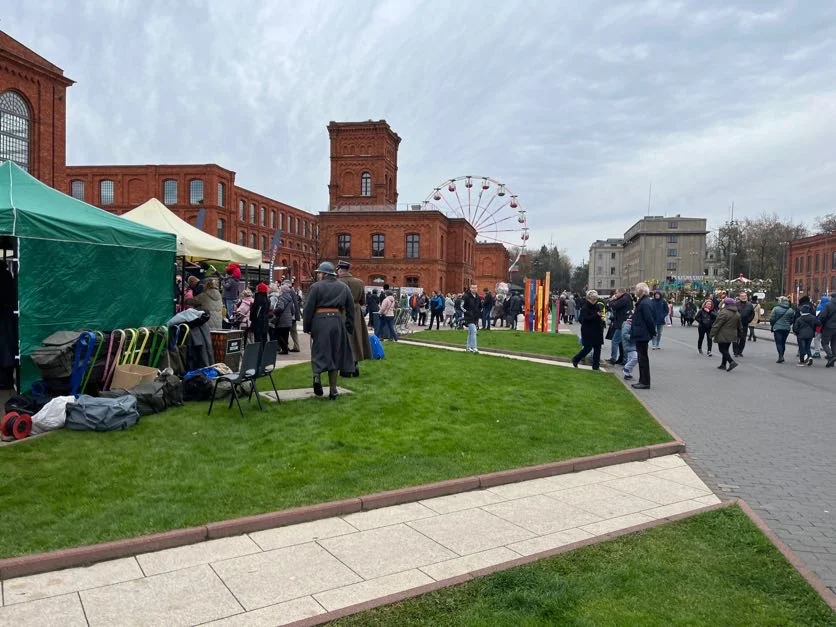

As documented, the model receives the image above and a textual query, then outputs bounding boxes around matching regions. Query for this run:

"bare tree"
[814,213,836,234]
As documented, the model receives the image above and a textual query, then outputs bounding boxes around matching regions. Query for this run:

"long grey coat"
[339,273,372,361]
[302,276,355,375]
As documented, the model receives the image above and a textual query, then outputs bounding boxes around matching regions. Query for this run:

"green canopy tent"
[0,161,177,391]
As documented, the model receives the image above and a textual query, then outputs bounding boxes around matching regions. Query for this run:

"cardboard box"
[111,364,159,390]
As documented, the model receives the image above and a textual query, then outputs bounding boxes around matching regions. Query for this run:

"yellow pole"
[536,283,543,332]
[543,271,551,332]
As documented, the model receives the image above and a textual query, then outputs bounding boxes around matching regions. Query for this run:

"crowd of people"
[569,283,836,390]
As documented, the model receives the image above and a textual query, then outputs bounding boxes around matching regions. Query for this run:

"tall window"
[216,218,225,240]
[238,230,245,246]
[238,200,245,221]
[372,233,385,257]
[163,179,177,205]
[405,276,420,287]
[667,248,678,257]
[295,217,300,235]
[667,234,678,243]
[250,233,257,248]
[279,213,284,229]
[260,206,266,226]
[70,180,85,201]
[99,180,115,205]
[217,182,225,207]
[189,179,204,204]
[361,172,372,196]
[0,91,31,171]
[832,252,836,270]
[261,234,268,252]
[250,203,256,224]
[270,209,275,229]
[406,234,420,258]
[666,262,677,271]
[807,256,812,273]
[815,254,820,272]
[337,233,351,257]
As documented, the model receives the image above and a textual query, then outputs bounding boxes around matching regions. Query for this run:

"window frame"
[0,90,31,171]
[250,203,256,224]
[238,200,245,221]
[216,218,225,240]
[668,221,678,229]
[217,182,225,207]
[337,233,351,258]
[99,180,115,206]
[360,172,372,196]
[189,179,204,205]
[667,248,678,258]
[405,275,420,287]
[260,206,266,226]
[70,180,85,201]
[371,233,385,258]
[163,179,178,205]
[406,233,420,259]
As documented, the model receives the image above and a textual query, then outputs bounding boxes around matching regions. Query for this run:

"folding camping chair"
[207,342,261,417]
[394,307,413,336]
[254,340,280,402]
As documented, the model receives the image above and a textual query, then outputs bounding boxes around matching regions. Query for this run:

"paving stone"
[482,494,602,535]
[314,570,434,611]
[645,454,688,469]
[419,547,520,581]
[2,556,143,605]
[642,500,712,520]
[319,524,455,580]
[248,517,358,551]
[342,502,437,530]
[486,469,612,500]
[407,508,534,556]
[648,466,713,490]
[0,593,87,626]
[137,535,261,576]
[506,528,596,557]
[259,387,352,402]
[211,542,360,611]
[80,564,242,626]
[602,474,712,505]
[580,513,656,536]
[203,596,326,626]
[547,483,659,519]
[596,460,662,477]
[420,489,506,514]
[692,494,722,507]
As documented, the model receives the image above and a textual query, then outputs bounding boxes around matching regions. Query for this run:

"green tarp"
[0,161,177,389]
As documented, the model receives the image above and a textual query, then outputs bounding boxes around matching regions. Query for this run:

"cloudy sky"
[5,0,836,264]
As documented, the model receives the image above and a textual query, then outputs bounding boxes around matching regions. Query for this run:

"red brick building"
[319,120,510,293]
[2,32,512,293]
[0,31,73,189]
[786,233,836,301]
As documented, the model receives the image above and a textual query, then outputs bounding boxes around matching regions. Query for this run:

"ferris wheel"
[422,175,529,271]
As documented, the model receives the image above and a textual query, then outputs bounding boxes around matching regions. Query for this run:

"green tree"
[570,262,589,294]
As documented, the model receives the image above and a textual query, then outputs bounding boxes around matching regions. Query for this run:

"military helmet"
[316,261,337,276]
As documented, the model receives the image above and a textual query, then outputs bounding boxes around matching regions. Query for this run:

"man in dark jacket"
[734,291,755,357]
[650,290,668,349]
[366,289,380,337]
[606,288,633,365]
[462,284,482,352]
[630,282,656,389]
[793,296,817,366]
[481,289,494,329]
[817,291,836,367]
[571,290,606,370]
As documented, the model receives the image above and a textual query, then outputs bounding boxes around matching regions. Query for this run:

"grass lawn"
[333,506,836,626]
[412,329,581,358]
[0,343,670,558]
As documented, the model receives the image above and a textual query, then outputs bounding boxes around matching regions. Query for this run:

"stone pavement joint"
[1,455,729,626]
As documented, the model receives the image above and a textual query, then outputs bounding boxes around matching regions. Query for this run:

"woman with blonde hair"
[196,278,224,330]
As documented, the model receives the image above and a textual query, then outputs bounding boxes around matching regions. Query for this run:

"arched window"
[70,180,85,201]
[163,179,178,205]
[279,213,284,229]
[238,230,245,246]
[0,91,31,171]
[337,233,351,258]
[261,234,268,252]
[99,180,115,205]
[270,209,276,229]
[360,172,372,196]
[249,233,257,248]
[371,233,385,257]
[189,179,204,204]
[405,276,420,287]
[216,218,225,240]
[217,182,225,207]
[260,206,266,226]
[406,233,420,259]
[250,203,256,224]
[238,200,245,221]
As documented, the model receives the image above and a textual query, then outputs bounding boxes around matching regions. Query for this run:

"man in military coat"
[337,260,371,375]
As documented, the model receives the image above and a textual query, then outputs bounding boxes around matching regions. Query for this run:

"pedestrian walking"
[694,299,717,356]
[366,289,380,337]
[630,282,656,389]
[792,296,817,367]
[508,292,522,330]
[337,261,371,375]
[817,291,836,367]
[462,284,481,352]
[606,288,632,365]
[620,315,638,380]
[650,290,667,349]
[428,290,445,330]
[769,296,795,363]
[747,295,761,342]
[302,261,355,399]
[710,297,743,372]
[572,290,606,370]
[481,288,494,330]
[734,292,755,357]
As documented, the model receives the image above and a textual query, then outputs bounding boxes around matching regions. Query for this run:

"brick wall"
[787,233,836,301]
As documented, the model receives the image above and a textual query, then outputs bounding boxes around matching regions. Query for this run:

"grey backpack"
[65,395,140,431]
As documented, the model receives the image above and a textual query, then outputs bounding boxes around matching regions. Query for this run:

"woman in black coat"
[571,290,606,370]
[250,283,270,343]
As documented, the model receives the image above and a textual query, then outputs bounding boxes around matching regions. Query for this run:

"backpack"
[30,331,79,379]
[183,372,214,401]
[370,334,385,360]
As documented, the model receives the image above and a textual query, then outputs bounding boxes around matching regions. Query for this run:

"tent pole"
[180,256,186,311]
[12,237,19,394]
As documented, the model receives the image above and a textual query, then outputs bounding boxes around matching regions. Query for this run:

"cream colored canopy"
[121,198,264,265]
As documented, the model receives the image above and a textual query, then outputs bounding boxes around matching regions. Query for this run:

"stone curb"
[285,498,836,626]
[400,338,575,364]
[0,442,682,580]
[285,501,734,626]
[736,499,836,611]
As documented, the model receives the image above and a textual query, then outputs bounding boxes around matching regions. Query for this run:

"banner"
[267,229,283,282]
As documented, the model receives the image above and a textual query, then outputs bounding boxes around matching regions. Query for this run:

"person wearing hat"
[250,282,270,343]
[337,260,371,375]
[187,275,203,297]
[302,261,355,398]
[710,297,743,372]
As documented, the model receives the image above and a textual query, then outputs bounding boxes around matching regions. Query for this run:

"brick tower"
[327,120,401,210]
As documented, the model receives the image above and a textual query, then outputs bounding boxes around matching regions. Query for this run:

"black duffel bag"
[65,395,139,431]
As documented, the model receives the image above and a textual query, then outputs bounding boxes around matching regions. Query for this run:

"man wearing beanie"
[710,297,743,372]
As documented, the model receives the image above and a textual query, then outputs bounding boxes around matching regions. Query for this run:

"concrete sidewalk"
[0,455,718,626]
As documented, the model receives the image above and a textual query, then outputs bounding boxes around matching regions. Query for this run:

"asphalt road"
[611,322,835,593]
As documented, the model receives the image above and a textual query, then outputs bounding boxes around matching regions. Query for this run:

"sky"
[4,0,836,265]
